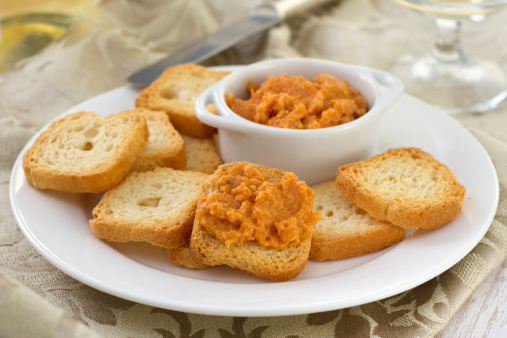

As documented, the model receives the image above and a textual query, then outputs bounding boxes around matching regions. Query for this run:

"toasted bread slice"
[166,246,211,269]
[310,181,405,261]
[113,108,186,172]
[181,134,222,174]
[135,63,229,138]
[189,162,319,281]
[191,228,312,281]
[335,147,465,230]
[22,111,149,193]
[89,167,208,248]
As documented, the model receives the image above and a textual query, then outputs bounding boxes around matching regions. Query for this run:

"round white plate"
[9,72,498,317]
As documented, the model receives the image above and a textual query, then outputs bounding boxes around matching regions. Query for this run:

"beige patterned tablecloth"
[1,0,506,337]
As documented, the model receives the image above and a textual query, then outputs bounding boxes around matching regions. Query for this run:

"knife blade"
[127,0,333,85]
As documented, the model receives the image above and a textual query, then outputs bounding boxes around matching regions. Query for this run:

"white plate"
[9,71,499,317]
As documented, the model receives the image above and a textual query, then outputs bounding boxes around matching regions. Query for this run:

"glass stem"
[431,18,467,64]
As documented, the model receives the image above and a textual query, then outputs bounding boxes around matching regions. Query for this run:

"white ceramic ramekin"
[194,58,403,186]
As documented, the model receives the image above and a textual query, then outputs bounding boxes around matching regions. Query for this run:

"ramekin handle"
[369,68,404,109]
[194,85,250,133]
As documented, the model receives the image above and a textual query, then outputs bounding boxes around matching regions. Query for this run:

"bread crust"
[310,225,405,260]
[310,181,404,261]
[166,246,211,269]
[335,147,465,230]
[135,63,229,138]
[22,111,149,193]
[189,162,315,281]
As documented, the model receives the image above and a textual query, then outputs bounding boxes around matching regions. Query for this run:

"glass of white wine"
[0,0,96,71]
[389,0,507,114]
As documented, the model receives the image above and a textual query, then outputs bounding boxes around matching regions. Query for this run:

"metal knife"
[127,0,333,85]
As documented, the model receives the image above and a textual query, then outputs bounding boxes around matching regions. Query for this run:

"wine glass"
[0,0,96,71]
[388,0,507,114]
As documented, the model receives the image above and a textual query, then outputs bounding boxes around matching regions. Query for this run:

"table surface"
[439,258,507,337]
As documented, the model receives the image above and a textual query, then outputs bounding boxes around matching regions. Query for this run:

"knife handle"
[254,0,334,19]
